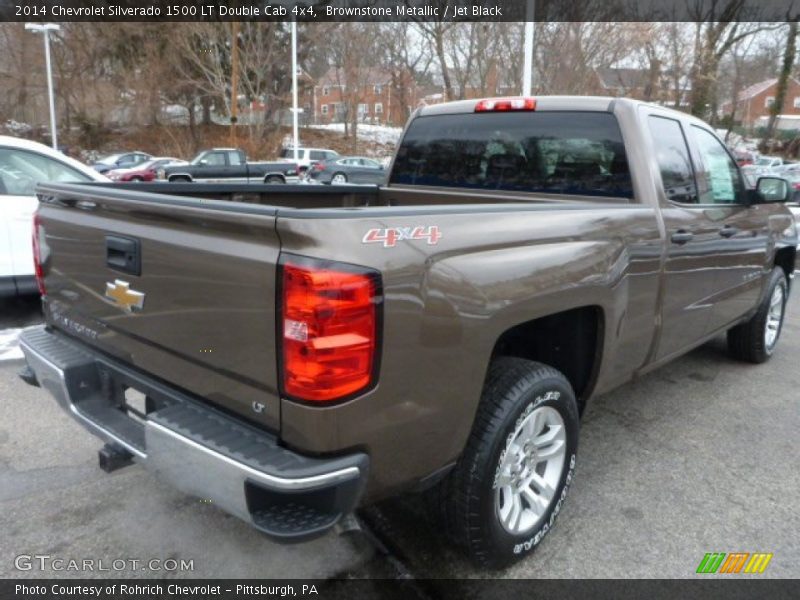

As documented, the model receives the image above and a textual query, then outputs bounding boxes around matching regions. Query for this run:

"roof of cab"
[416,95,621,117]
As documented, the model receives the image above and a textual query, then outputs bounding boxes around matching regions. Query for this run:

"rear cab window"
[389,111,633,199]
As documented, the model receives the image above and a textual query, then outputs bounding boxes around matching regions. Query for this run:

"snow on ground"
[309,123,403,146]
[0,327,35,362]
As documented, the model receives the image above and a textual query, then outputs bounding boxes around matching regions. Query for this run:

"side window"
[0,148,92,196]
[309,151,326,161]
[205,152,226,166]
[647,116,697,204]
[228,151,243,166]
[691,127,742,205]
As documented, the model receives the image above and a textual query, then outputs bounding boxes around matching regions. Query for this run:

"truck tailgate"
[35,184,282,431]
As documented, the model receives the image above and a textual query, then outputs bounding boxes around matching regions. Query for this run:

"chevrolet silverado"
[20,97,796,567]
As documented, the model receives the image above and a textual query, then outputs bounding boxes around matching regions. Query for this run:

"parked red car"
[107,157,185,182]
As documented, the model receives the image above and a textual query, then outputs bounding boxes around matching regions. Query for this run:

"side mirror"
[754,176,790,203]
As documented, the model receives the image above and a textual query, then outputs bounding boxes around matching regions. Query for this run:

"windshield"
[280,149,302,159]
[391,111,633,199]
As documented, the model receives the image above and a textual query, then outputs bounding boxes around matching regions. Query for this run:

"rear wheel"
[727,267,788,363]
[129,176,143,182]
[169,176,190,183]
[331,172,348,184]
[265,175,284,184]
[440,358,580,568]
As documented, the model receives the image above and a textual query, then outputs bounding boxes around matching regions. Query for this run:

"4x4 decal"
[362,226,442,248]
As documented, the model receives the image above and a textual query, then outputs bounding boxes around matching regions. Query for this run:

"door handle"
[719,225,739,238]
[106,235,141,276]
[670,230,694,245]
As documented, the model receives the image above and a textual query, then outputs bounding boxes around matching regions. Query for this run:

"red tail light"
[32,211,46,296]
[313,162,326,171]
[280,256,381,403]
[475,97,537,112]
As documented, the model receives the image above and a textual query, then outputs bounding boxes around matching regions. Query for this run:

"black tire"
[727,267,788,363]
[331,172,348,184]
[442,357,580,568]
[265,175,284,184]
[169,176,191,183]
[129,176,143,182]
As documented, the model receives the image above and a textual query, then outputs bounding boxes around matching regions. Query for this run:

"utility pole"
[25,23,61,149]
[291,21,299,162]
[522,1,535,96]
[230,20,240,146]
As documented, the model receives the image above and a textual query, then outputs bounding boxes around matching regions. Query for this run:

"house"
[313,67,418,127]
[720,77,800,128]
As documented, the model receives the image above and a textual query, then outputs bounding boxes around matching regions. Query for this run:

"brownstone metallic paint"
[35,98,795,503]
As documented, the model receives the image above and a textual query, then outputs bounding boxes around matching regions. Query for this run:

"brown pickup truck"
[20,97,797,567]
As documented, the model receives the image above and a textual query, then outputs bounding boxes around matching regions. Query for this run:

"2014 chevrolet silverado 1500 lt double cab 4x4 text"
[20,97,796,567]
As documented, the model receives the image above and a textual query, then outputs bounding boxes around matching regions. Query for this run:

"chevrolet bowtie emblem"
[105,280,145,312]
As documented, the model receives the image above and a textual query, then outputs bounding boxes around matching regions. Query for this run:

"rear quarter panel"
[277,203,662,500]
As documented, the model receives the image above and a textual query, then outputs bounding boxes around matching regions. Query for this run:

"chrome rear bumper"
[20,326,368,541]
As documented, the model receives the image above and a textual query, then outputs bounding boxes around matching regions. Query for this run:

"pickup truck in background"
[159,147,298,184]
[21,97,796,567]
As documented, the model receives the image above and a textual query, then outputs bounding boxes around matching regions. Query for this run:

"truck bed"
[35,180,635,437]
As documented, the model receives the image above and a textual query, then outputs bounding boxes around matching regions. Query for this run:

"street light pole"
[291,21,299,162]
[522,1,535,96]
[25,23,60,150]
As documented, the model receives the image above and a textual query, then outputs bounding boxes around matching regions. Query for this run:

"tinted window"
[228,151,243,166]
[310,151,326,161]
[0,148,92,196]
[691,127,743,204]
[390,112,633,198]
[647,116,697,204]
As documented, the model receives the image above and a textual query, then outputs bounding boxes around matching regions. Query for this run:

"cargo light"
[32,211,46,296]
[280,256,381,403]
[475,97,537,112]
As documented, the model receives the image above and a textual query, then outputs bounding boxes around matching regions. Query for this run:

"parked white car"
[0,136,107,297]
[278,147,339,172]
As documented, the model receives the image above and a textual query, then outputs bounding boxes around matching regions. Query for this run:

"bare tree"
[762,20,798,150]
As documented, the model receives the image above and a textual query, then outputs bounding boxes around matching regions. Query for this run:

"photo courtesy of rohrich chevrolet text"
[0,1,797,598]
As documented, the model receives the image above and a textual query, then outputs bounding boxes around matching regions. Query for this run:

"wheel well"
[491,306,603,412]
[774,246,796,287]
[264,174,285,182]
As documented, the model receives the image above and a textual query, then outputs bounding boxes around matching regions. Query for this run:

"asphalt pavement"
[0,292,798,582]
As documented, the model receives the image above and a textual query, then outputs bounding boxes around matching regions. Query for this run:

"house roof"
[317,67,392,87]
[595,67,651,90]
[736,78,779,101]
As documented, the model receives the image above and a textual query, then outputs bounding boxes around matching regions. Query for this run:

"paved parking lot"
[1,292,798,582]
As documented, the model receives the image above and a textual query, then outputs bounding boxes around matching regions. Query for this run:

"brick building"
[720,77,800,128]
[313,67,418,127]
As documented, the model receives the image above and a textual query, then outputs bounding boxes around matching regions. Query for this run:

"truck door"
[686,126,770,332]
[645,113,719,360]
[198,151,228,182]
[226,150,248,183]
